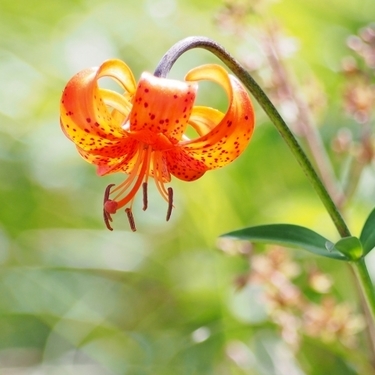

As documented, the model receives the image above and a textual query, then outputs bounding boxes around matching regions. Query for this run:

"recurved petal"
[97,59,137,94]
[129,72,198,144]
[60,59,136,152]
[187,106,225,137]
[165,147,207,181]
[77,137,138,176]
[182,64,255,169]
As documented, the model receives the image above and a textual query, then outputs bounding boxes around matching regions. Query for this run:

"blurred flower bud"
[331,128,353,154]
[216,237,253,256]
[308,269,333,293]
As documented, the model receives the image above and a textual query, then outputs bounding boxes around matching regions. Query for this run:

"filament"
[113,146,152,209]
[153,151,169,202]
[112,147,146,198]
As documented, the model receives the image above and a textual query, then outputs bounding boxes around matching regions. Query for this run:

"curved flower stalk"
[60,59,255,230]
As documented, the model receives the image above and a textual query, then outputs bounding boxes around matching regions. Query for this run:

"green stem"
[352,259,375,366]
[155,36,375,347]
[155,36,350,238]
[353,259,375,321]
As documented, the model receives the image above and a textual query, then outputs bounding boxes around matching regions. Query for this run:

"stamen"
[166,187,174,221]
[153,151,169,202]
[103,184,115,204]
[103,210,113,231]
[114,146,152,209]
[103,184,115,231]
[142,182,148,211]
[125,207,137,232]
[112,148,146,197]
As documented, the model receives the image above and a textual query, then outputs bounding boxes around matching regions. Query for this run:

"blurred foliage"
[0,0,375,374]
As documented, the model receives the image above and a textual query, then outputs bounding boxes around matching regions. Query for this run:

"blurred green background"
[0,0,375,373]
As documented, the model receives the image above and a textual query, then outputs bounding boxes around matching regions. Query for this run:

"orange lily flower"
[60,59,255,231]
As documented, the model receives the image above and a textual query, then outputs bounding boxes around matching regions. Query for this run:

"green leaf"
[334,236,363,260]
[360,207,375,256]
[221,224,349,261]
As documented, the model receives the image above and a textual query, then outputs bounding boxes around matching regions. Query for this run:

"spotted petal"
[181,64,255,169]
[128,72,198,146]
[60,59,139,175]
[77,140,139,176]
[60,60,136,146]
[165,149,207,181]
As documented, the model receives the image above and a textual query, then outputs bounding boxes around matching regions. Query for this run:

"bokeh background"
[1,0,375,373]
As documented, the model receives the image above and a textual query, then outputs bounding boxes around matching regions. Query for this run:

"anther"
[166,187,174,221]
[142,182,148,211]
[103,184,115,204]
[103,210,113,231]
[125,208,137,232]
[103,184,115,231]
